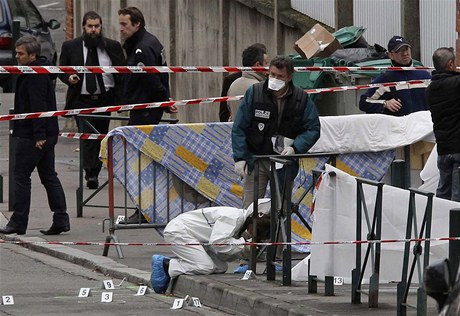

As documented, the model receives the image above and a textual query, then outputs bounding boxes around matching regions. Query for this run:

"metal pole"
[391,159,406,189]
[449,208,460,284]
[8,108,15,212]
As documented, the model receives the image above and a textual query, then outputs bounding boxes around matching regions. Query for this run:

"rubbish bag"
[330,44,387,65]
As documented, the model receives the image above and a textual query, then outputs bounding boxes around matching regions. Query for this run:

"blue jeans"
[436,153,460,202]
[9,136,68,231]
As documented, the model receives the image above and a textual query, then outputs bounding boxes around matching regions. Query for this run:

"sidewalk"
[0,93,438,315]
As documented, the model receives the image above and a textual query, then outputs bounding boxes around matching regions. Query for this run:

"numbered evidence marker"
[171,298,184,310]
[115,215,125,224]
[102,280,115,290]
[242,270,256,280]
[78,288,91,297]
[334,276,344,286]
[135,285,149,296]
[171,295,202,309]
[2,295,14,305]
[101,292,113,303]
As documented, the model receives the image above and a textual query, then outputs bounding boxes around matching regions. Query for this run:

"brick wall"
[65,0,73,40]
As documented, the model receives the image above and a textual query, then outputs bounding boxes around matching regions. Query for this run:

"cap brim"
[391,43,411,52]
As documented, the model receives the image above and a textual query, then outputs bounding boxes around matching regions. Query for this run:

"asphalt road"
[0,243,228,316]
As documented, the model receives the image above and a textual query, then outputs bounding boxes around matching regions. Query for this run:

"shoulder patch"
[135,48,142,54]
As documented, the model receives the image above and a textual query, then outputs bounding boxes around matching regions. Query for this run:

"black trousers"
[9,136,68,231]
[74,92,113,179]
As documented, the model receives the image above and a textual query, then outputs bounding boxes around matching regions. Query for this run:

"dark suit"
[59,36,125,184]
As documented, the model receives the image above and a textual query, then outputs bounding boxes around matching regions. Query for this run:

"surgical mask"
[268,77,286,91]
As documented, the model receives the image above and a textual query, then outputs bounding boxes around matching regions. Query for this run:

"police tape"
[59,132,106,140]
[0,66,434,75]
[0,79,430,122]
[0,236,458,247]
[0,65,435,74]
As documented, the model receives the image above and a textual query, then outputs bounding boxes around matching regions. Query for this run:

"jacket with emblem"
[232,80,320,170]
[122,27,170,125]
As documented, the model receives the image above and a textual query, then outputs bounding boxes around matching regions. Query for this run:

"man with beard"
[59,11,125,189]
[359,36,431,116]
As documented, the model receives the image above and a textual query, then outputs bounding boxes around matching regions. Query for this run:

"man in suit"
[59,11,125,189]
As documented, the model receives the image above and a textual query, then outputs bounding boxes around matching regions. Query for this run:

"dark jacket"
[13,57,59,141]
[232,80,321,169]
[122,28,170,125]
[426,71,460,155]
[59,36,126,110]
[359,69,431,116]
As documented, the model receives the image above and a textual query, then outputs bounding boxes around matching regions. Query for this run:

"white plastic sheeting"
[310,164,459,283]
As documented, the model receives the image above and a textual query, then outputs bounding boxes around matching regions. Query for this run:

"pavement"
[0,91,439,315]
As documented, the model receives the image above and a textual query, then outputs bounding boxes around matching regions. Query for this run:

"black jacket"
[13,57,59,140]
[59,36,126,110]
[426,71,460,155]
[122,28,170,125]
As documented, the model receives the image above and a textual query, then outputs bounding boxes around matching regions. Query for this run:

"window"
[8,0,43,29]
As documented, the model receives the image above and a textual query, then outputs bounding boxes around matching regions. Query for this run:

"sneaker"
[234,264,249,274]
[151,254,171,294]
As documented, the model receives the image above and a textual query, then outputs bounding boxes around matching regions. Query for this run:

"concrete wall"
[72,0,312,123]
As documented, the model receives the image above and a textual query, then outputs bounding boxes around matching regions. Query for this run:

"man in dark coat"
[426,47,460,201]
[59,11,125,189]
[0,36,69,236]
[118,6,176,126]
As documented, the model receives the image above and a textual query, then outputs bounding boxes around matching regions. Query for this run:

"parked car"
[0,0,60,92]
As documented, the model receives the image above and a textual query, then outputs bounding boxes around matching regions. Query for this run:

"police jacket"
[232,80,320,170]
[359,67,431,116]
[13,57,59,141]
[426,71,460,155]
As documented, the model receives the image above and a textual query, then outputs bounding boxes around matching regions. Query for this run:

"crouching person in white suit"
[151,199,271,293]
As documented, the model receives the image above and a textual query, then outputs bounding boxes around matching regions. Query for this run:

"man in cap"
[359,35,431,116]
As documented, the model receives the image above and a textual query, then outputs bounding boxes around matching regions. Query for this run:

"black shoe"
[0,226,25,235]
[40,225,70,235]
[86,177,99,189]
[119,209,148,224]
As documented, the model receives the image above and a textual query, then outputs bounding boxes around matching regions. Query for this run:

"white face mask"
[268,77,286,91]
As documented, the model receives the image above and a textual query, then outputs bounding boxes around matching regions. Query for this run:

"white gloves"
[281,146,295,156]
[235,161,248,178]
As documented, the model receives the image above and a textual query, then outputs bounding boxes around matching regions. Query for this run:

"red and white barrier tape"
[59,132,106,140]
[0,65,437,74]
[0,80,430,122]
[1,236,458,247]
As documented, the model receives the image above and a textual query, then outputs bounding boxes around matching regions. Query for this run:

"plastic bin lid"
[333,26,366,47]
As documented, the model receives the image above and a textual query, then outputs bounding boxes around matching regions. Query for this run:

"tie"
[85,47,99,94]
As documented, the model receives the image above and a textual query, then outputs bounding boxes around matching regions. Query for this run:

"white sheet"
[310,111,435,153]
[310,164,459,284]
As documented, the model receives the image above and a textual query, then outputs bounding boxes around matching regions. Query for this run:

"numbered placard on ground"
[115,215,125,224]
[2,295,14,305]
[242,270,256,280]
[102,280,115,290]
[334,276,344,286]
[101,292,113,303]
[135,285,149,296]
[171,298,184,309]
[78,288,91,297]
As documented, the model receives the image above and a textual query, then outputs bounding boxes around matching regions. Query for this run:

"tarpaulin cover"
[101,111,434,251]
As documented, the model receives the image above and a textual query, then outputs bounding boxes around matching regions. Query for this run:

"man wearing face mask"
[59,11,125,189]
[232,56,321,208]
[359,36,431,116]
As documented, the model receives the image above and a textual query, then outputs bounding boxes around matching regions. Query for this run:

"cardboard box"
[294,23,342,59]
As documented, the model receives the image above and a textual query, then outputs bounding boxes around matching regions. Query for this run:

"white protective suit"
[164,199,270,278]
